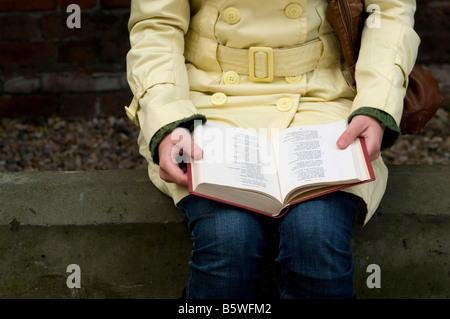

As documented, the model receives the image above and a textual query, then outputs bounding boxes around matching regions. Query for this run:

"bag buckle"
[248,47,273,82]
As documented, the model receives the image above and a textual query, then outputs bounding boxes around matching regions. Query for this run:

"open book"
[187,120,375,217]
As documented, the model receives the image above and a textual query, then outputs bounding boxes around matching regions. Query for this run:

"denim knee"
[277,192,357,279]
[179,196,267,298]
[180,196,266,254]
[276,192,358,298]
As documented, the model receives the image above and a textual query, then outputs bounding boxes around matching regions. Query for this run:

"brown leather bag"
[326,0,443,135]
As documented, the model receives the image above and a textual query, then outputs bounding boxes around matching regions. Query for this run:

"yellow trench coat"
[125,0,420,226]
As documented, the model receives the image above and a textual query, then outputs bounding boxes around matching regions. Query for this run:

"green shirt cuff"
[348,107,400,150]
[149,114,207,165]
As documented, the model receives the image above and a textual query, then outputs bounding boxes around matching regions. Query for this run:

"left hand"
[336,115,385,161]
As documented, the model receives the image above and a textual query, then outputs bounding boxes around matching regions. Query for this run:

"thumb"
[337,125,359,149]
[188,140,204,160]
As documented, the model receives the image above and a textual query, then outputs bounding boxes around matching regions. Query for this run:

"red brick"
[41,12,84,39]
[86,12,123,38]
[59,93,97,118]
[0,95,57,118]
[102,0,131,8]
[99,38,129,63]
[0,15,39,39]
[42,70,93,92]
[59,0,97,10]
[415,3,450,31]
[58,40,97,64]
[417,31,450,64]
[0,42,54,67]
[0,0,57,12]
[3,70,40,93]
[417,0,448,4]
[100,92,132,117]
[42,11,123,39]
[42,68,126,92]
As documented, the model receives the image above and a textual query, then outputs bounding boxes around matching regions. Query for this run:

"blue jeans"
[178,191,359,299]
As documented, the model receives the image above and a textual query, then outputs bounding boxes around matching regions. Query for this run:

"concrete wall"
[0,165,449,299]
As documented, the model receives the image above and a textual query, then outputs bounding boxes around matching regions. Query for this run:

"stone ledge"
[0,169,184,226]
[375,165,449,216]
[0,165,448,227]
[0,166,449,299]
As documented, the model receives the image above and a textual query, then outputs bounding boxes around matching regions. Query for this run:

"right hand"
[158,127,203,187]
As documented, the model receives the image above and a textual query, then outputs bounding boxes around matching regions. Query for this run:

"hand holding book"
[337,114,386,161]
[158,127,203,187]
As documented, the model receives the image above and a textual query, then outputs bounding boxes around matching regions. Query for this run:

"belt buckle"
[248,47,273,82]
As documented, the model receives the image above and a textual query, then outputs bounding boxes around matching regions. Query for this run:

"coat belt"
[217,39,324,82]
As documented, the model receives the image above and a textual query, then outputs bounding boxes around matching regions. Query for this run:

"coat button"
[285,75,302,84]
[276,97,294,112]
[211,92,228,105]
[223,71,240,85]
[223,7,240,24]
[285,3,303,19]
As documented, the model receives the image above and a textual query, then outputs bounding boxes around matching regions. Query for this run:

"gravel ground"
[0,108,448,173]
[0,116,148,172]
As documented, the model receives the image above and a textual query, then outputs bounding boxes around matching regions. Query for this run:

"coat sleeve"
[125,0,206,164]
[350,0,420,147]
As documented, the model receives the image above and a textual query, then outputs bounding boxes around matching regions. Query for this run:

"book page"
[191,122,282,202]
[272,121,366,201]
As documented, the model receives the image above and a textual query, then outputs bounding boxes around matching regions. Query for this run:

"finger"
[369,149,381,161]
[190,142,204,160]
[337,116,384,160]
[159,149,189,186]
[337,123,362,149]
[363,134,382,161]
[159,166,189,186]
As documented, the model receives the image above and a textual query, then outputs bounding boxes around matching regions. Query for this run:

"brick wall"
[0,0,449,119]
[415,0,450,64]
[0,0,132,119]
[415,0,450,107]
